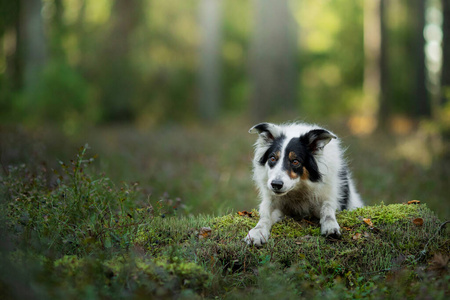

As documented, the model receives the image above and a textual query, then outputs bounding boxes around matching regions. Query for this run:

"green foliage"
[0,146,449,299]
[17,60,98,133]
[298,0,364,118]
[1,0,440,126]
[337,202,421,227]
[1,144,143,256]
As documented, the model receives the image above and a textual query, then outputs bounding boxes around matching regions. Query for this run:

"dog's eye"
[292,160,300,167]
[269,156,277,163]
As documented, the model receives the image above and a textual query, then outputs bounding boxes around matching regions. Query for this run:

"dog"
[245,122,363,246]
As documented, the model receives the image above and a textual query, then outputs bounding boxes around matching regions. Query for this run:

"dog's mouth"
[271,189,290,196]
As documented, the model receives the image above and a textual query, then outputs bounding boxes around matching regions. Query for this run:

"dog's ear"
[302,129,336,153]
[249,122,282,142]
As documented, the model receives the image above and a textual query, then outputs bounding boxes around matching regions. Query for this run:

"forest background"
[0,0,449,219]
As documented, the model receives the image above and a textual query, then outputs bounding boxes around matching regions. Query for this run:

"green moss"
[210,210,322,241]
[54,255,84,270]
[208,204,431,244]
[211,210,258,237]
[153,257,210,288]
[271,217,306,238]
[337,203,423,227]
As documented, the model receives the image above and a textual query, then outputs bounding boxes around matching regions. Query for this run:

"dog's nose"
[271,180,284,190]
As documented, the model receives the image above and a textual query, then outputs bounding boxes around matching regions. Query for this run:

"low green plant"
[0,145,449,299]
[1,144,149,257]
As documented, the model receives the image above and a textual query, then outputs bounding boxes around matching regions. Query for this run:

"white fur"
[245,122,363,246]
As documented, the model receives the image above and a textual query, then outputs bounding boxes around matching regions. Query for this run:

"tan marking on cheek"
[301,167,309,180]
[288,151,297,160]
[289,169,299,179]
[275,151,281,159]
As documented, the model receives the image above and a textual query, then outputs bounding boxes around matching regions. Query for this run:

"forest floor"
[0,121,449,299]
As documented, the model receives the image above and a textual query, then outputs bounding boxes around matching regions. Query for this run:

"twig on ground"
[415,220,449,262]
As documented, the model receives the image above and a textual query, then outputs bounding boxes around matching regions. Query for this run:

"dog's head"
[250,122,336,196]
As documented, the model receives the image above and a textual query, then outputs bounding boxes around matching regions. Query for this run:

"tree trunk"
[100,0,142,121]
[378,0,390,128]
[20,0,47,90]
[50,0,65,59]
[412,0,429,117]
[198,0,223,121]
[442,0,450,106]
[363,0,382,118]
[250,0,297,121]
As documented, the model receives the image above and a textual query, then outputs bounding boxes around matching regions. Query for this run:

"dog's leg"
[319,201,341,237]
[245,196,282,246]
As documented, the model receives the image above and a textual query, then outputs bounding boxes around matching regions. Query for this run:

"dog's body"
[245,122,363,246]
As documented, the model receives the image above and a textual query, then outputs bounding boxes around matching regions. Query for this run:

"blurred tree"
[411,0,429,117]
[221,0,251,114]
[198,0,223,121]
[249,0,297,120]
[296,1,364,119]
[378,0,390,128]
[0,0,20,91]
[364,0,382,122]
[97,0,142,122]
[442,0,450,105]
[49,0,66,60]
[0,0,20,118]
[20,0,47,90]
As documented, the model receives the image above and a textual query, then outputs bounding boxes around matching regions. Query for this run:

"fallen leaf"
[364,232,370,238]
[303,219,318,225]
[237,210,253,217]
[413,218,424,226]
[352,233,362,240]
[363,218,374,227]
[343,227,352,231]
[408,200,421,205]
[198,227,212,239]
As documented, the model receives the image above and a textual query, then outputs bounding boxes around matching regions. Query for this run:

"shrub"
[15,60,98,133]
[0,145,448,299]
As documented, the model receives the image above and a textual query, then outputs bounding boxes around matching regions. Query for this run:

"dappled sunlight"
[390,115,414,135]
[223,41,244,65]
[294,1,343,53]
[84,0,112,25]
[393,134,433,168]
[391,121,444,168]
[347,115,377,136]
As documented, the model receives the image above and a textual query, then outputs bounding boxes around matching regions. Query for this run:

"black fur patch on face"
[258,135,286,167]
[282,137,322,182]
[339,168,350,210]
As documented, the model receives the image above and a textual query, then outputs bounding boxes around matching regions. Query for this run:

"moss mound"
[128,203,449,298]
[1,147,448,299]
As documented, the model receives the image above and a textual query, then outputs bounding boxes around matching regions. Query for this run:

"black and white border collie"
[245,122,363,246]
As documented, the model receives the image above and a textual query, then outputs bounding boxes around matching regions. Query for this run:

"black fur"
[252,123,270,134]
[300,129,335,152]
[339,168,350,210]
[252,123,276,141]
[258,135,286,166]
[283,137,322,182]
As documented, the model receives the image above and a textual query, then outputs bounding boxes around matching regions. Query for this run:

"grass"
[2,119,449,220]
[0,141,449,299]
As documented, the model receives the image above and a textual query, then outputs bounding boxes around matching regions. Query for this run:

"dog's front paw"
[320,218,341,238]
[245,227,270,246]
